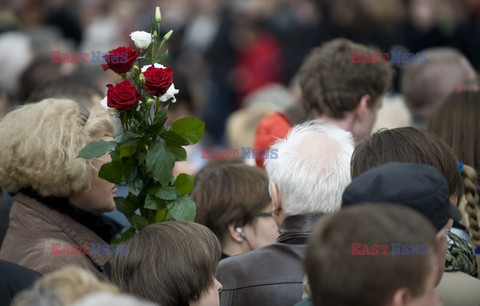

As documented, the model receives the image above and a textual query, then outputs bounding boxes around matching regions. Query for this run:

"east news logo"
[351,243,428,255]
[351,51,428,64]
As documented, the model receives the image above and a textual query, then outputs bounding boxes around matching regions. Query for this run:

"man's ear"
[227,223,244,243]
[433,230,447,285]
[270,182,282,216]
[353,94,371,120]
[390,288,411,306]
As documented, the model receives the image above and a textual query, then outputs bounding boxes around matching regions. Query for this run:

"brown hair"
[428,90,480,173]
[305,205,438,306]
[458,165,480,276]
[351,127,462,196]
[191,163,271,244]
[28,76,103,110]
[298,38,393,119]
[401,48,476,120]
[112,221,221,306]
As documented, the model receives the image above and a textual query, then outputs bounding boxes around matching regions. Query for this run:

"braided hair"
[458,164,480,277]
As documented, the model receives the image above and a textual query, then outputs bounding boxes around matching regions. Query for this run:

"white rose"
[160,83,180,103]
[141,63,166,73]
[130,31,152,49]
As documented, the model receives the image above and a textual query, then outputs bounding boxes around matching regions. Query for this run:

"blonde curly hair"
[0,98,114,197]
[12,265,120,306]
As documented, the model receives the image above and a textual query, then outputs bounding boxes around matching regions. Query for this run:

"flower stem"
[154,96,159,113]
[122,112,127,131]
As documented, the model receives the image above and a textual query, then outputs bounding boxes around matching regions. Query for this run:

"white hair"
[265,121,354,216]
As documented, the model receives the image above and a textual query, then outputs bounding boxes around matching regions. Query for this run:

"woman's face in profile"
[69,155,116,214]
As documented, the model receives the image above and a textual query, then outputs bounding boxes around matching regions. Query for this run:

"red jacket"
[254,112,292,168]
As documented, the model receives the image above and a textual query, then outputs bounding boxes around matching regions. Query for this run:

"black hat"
[342,162,462,231]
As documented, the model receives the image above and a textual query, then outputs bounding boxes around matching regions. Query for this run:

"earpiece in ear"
[234,226,253,251]
[235,226,246,238]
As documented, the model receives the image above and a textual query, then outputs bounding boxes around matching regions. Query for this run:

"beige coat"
[437,271,480,306]
[0,193,111,280]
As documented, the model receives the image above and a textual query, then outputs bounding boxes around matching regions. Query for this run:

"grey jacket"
[217,214,318,306]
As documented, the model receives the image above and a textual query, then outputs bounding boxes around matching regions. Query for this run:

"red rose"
[143,66,174,96]
[102,46,140,74]
[106,80,141,112]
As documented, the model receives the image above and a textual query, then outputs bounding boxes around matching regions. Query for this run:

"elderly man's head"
[265,121,354,226]
[401,48,478,127]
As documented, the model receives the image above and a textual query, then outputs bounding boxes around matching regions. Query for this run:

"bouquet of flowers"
[78,7,204,241]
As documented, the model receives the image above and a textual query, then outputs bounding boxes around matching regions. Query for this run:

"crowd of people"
[1,0,480,306]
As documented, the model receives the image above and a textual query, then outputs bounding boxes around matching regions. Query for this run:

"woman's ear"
[227,223,244,243]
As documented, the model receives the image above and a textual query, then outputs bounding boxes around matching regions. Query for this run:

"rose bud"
[163,30,173,41]
[155,7,161,23]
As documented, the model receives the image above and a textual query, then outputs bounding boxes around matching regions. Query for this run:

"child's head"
[112,221,222,306]
[305,205,441,306]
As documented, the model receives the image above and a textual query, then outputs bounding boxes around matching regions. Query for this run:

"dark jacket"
[0,191,12,246]
[0,193,114,280]
[0,260,41,306]
[217,214,318,306]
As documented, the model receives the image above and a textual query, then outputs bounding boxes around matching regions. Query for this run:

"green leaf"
[98,161,123,184]
[162,130,190,147]
[137,152,147,165]
[77,140,116,159]
[114,196,136,224]
[131,214,149,231]
[170,146,187,162]
[145,139,175,186]
[128,176,144,196]
[119,143,137,158]
[110,148,120,162]
[149,106,169,133]
[154,186,177,200]
[111,227,136,244]
[170,117,205,145]
[116,131,142,144]
[174,174,195,195]
[122,157,138,184]
[144,194,162,209]
[155,207,169,222]
[167,195,196,221]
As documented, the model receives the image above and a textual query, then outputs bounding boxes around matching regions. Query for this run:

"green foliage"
[77,140,116,159]
[146,139,175,186]
[174,174,195,195]
[78,8,205,241]
[167,195,196,221]
[171,117,205,144]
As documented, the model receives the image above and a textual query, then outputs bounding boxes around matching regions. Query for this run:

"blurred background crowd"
[2,1,480,305]
[1,0,480,145]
